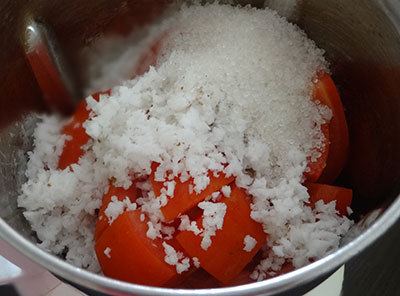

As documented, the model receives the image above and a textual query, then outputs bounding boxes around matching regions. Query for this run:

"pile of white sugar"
[18,3,353,281]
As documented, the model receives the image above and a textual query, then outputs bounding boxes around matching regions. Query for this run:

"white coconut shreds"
[178,215,202,235]
[198,201,227,251]
[104,196,137,225]
[18,118,109,272]
[192,257,201,269]
[221,185,231,198]
[243,235,257,252]
[162,242,191,274]
[17,2,354,281]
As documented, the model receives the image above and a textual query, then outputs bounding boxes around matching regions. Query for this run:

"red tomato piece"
[58,90,110,169]
[58,100,91,170]
[304,123,330,182]
[312,73,349,183]
[176,184,266,284]
[95,210,186,287]
[305,182,352,216]
[150,162,235,222]
[94,182,138,241]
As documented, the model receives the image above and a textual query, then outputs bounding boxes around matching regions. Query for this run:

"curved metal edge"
[0,195,399,296]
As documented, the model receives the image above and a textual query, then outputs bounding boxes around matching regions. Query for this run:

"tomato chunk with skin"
[151,162,235,222]
[94,183,138,241]
[312,73,349,183]
[58,100,91,170]
[176,184,266,284]
[58,90,110,169]
[304,123,330,182]
[95,210,186,287]
[305,182,352,216]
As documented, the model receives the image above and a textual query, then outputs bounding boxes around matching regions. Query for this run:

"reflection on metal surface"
[24,18,80,114]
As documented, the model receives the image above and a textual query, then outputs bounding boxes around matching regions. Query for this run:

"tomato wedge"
[94,183,138,241]
[304,123,330,182]
[305,182,352,216]
[58,100,91,170]
[58,90,110,169]
[95,210,187,287]
[151,162,235,222]
[312,73,349,183]
[176,184,266,284]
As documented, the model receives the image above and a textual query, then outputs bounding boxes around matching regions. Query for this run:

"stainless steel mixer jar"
[0,0,400,295]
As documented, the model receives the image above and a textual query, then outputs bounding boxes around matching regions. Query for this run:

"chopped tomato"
[58,90,110,169]
[150,162,235,222]
[95,210,187,287]
[58,100,91,170]
[176,184,266,284]
[94,182,138,241]
[304,123,330,182]
[305,182,352,216]
[312,73,349,183]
